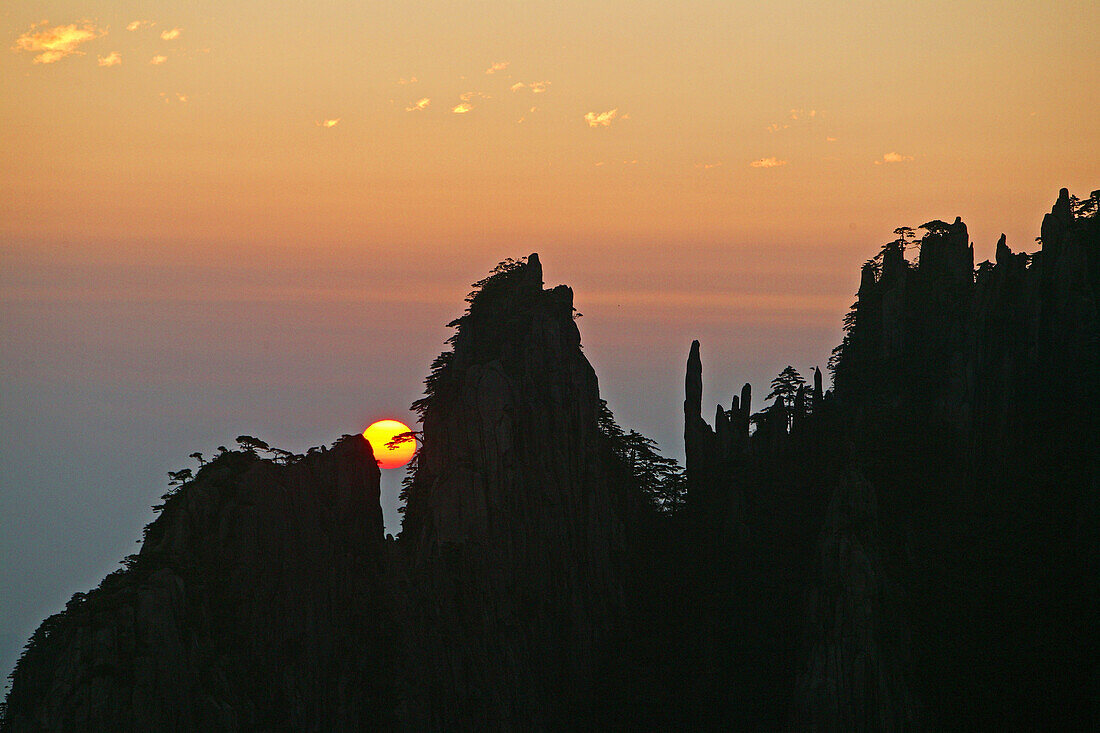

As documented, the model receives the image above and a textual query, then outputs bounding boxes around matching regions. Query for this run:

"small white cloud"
[126,20,154,31]
[511,80,550,93]
[405,97,430,112]
[160,28,182,40]
[875,152,914,165]
[485,60,509,74]
[750,157,787,168]
[97,51,121,67]
[176,93,188,103]
[12,22,105,64]
[150,55,167,65]
[452,102,473,114]
[317,118,340,128]
[397,76,417,84]
[584,109,618,127]
[770,108,817,132]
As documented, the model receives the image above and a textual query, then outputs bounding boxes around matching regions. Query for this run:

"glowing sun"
[363,419,416,469]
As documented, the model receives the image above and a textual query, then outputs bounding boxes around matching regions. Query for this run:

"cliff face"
[2,438,388,731]
[676,188,1097,729]
[792,470,919,730]
[395,254,629,729]
[836,188,1100,431]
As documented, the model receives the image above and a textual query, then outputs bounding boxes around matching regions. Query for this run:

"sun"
[363,419,416,469]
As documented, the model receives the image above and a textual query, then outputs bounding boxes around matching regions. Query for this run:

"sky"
[1,0,1098,686]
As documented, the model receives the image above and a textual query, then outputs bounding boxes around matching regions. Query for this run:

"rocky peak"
[401,253,603,551]
[917,216,973,285]
[1040,187,1076,257]
[394,254,629,728]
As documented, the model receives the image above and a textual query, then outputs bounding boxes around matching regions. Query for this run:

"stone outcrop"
[1,438,388,731]
[394,254,631,729]
[807,188,1099,728]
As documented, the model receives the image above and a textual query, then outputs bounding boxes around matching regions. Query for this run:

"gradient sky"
[1,0,1098,686]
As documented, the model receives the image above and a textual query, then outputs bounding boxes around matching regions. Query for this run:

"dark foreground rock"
[2,438,387,731]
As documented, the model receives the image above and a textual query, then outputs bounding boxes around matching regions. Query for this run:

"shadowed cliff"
[1,437,388,730]
[390,254,640,728]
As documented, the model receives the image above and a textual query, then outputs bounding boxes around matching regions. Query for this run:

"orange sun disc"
[363,419,416,469]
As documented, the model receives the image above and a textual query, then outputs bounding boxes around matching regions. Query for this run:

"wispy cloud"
[584,109,619,127]
[826,136,837,142]
[97,51,121,67]
[510,80,550,93]
[695,162,722,169]
[317,118,340,128]
[459,91,491,102]
[12,22,105,64]
[397,76,417,84]
[485,60,509,74]
[875,152,914,165]
[150,55,167,65]
[750,157,787,168]
[768,108,818,132]
[176,93,188,103]
[158,91,188,104]
[126,20,154,31]
[160,28,182,41]
[451,102,473,114]
[405,97,430,112]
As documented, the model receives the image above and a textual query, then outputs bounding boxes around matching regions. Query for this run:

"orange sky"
[0,0,1097,678]
[2,0,1098,489]
[3,1,1098,252]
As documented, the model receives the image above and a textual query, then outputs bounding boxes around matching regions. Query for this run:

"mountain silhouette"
[2,189,1097,730]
